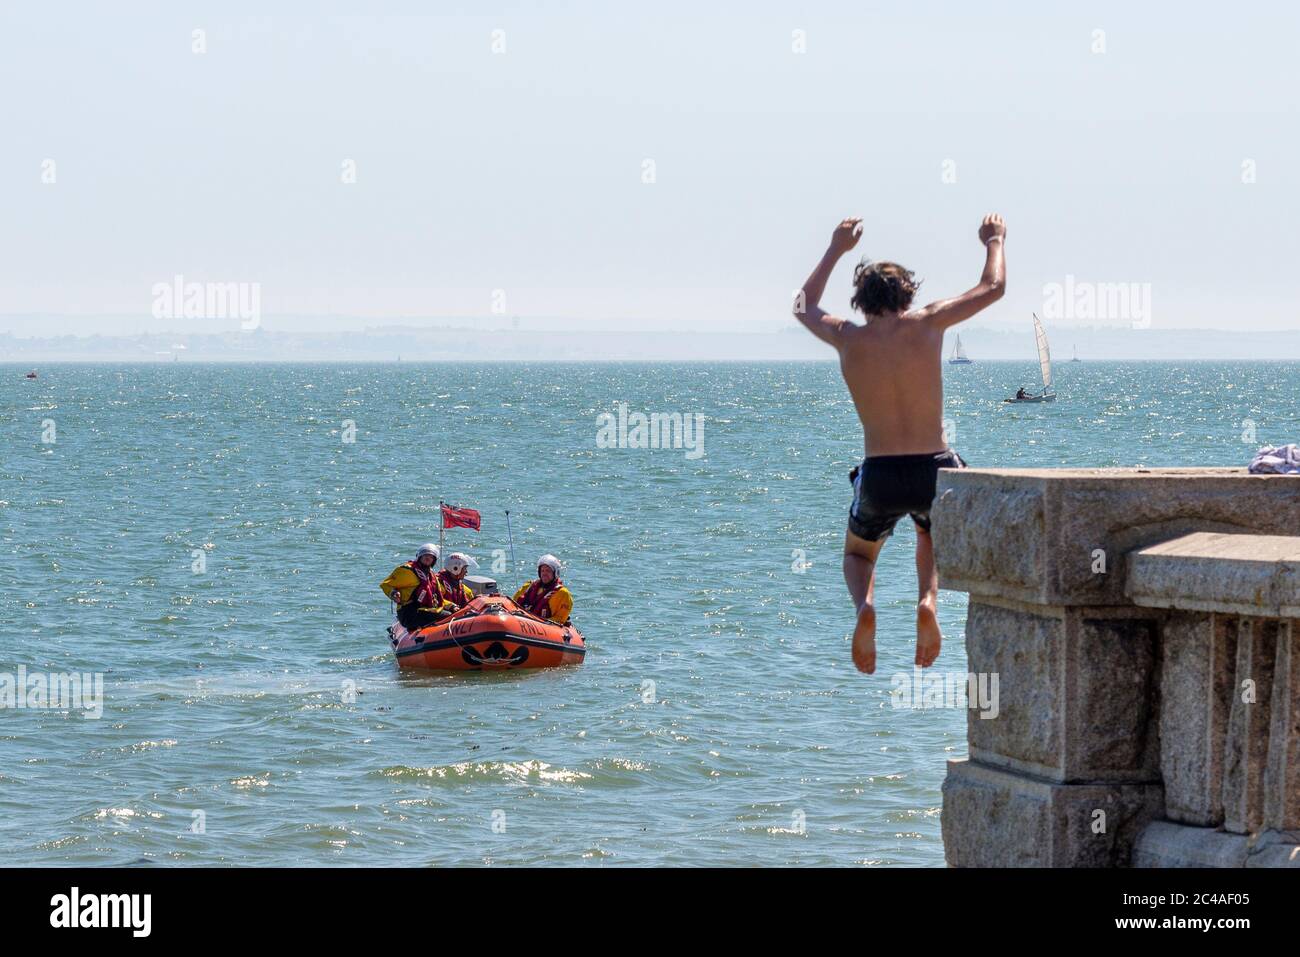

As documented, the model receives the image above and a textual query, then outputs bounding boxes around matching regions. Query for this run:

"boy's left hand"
[829,217,863,255]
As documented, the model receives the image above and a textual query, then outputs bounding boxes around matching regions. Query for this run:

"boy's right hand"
[978,214,1006,245]
[829,217,863,255]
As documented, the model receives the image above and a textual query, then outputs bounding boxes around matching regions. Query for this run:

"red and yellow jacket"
[380,561,455,614]
[437,570,475,609]
[513,578,573,624]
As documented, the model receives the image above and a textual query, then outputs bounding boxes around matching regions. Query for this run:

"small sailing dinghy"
[947,334,974,364]
[1004,314,1057,403]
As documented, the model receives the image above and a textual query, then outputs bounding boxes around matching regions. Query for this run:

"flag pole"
[439,499,445,556]
[505,509,516,571]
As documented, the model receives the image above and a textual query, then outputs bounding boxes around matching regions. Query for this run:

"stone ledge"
[1133,820,1250,867]
[1127,532,1300,617]
[1133,821,1300,868]
[1247,830,1300,867]
[941,759,1164,867]
[932,468,1300,607]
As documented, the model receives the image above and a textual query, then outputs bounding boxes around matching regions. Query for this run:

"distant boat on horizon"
[948,334,974,364]
[24,370,37,379]
[1071,344,1081,363]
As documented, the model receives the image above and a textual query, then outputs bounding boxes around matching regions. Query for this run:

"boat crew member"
[514,554,573,624]
[381,543,455,630]
[1015,387,1027,399]
[438,552,477,609]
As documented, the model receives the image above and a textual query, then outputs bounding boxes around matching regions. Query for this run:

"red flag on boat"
[441,503,481,531]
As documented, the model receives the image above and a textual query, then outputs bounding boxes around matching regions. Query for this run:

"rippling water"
[1,360,1296,866]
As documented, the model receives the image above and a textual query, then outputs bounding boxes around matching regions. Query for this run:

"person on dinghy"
[438,552,478,609]
[514,554,573,625]
[1015,387,1027,399]
[381,543,455,631]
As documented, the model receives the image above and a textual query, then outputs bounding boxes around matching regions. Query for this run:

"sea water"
[1,360,1295,866]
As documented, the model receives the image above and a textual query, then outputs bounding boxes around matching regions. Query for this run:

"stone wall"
[931,468,1300,867]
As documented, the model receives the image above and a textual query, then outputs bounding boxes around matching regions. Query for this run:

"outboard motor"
[464,575,499,597]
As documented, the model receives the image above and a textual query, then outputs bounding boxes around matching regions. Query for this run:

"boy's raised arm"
[917,214,1007,330]
[793,217,862,346]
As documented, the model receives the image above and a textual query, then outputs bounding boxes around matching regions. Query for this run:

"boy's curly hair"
[851,260,921,316]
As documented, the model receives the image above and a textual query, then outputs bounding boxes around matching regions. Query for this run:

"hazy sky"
[3,1,1297,338]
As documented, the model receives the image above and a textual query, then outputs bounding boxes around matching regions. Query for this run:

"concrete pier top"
[1129,532,1300,618]
[953,467,1287,479]
[932,466,1300,607]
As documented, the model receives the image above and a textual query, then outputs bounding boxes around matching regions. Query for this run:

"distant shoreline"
[6,325,1300,363]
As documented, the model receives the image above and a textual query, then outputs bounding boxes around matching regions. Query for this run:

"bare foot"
[916,601,942,668]
[851,604,877,674]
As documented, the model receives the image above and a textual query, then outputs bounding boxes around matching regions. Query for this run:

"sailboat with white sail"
[1003,314,1057,403]
[947,333,974,364]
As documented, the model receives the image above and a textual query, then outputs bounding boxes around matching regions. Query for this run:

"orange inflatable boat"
[391,594,586,671]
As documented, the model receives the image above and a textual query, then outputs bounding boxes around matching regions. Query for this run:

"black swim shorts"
[847,449,967,542]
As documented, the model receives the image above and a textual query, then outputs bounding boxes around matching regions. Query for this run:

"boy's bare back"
[795,214,1007,456]
[838,316,947,456]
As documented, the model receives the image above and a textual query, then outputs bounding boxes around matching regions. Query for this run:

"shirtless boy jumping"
[794,214,1006,674]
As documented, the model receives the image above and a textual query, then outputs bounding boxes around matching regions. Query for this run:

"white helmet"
[445,552,478,575]
[415,543,440,562]
[537,554,562,575]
